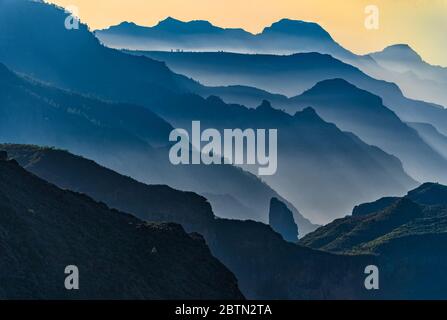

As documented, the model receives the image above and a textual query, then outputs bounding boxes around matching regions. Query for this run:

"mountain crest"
[293,107,322,122]
[376,44,423,63]
[407,182,447,206]
[299,78,384,106]
[262,19,332,40]
[155,16,218,33]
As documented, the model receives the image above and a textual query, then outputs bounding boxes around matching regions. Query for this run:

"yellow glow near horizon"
[46,0,447,66]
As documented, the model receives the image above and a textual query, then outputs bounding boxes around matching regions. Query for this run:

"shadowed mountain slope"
[369,44,447,106]
[97,18,447,106]
[300,182,447,254]
[290,79,447,184]
[0,0,196,105]
[133,50,447,137]
[1,145,376,299]
[147,93,417,223]
[409,122,447,161]
[0,61,315,233]
[0,155,243,299]
[298,182,447,298]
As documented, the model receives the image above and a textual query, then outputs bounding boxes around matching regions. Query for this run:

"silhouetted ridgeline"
[0,60,315,234]
[2,145,374,299]
[300,183,447,299]
[0,152,243,299]
[6,145,447,299]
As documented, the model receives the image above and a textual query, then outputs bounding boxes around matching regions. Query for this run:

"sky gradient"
[46,0,447,66]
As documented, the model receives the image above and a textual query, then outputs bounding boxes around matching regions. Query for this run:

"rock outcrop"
[269,197,299,242]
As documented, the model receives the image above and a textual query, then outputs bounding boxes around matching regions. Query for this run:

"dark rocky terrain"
[0,152,243,299]
[2,144,377,299]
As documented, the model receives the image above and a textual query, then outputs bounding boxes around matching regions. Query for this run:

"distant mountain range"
[148,94,416,223]
[0,0,195,105]
[132,50,447,139]
[96,17,352,59]
[290,79,447,184]
[0,153,243,299]
[0,61,315,233]
[130,50,447,185]
[369,44,447,107]
[97,17,447,107]
[409,122,447,160]
[0,0,420,225]
[1,0,447,300]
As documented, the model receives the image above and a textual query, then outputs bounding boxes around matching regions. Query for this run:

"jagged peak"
[256,99,274,111]
[293,107,322,121]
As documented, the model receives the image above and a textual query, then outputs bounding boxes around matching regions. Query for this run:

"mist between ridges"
[169,121,278,176]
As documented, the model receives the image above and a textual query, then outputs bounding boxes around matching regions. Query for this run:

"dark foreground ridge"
[0,151,243,299]
[3,145,376,299]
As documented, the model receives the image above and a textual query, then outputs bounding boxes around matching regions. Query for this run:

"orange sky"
[46,0,447,66]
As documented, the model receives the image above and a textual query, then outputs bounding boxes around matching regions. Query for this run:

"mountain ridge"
[0,153,244,299]
[0,60,317,233]
[1,144,374,299]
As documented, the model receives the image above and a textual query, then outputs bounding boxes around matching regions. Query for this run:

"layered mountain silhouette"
[2,0,447,299]
[4,145,445,299]
[409,122,447,161]
[0,153,243,299]
[0,62,315,233]
[0,0,415,225]
[97,16,447,106]
[369,44,447,106]
[1,145,378,299]
[0,0,196,105]
[134,50,447,138]
[109,17,414,83]
[1,144,216,233]
[148,94,416,223]
[96,17,374,72]
[289,79,447,184]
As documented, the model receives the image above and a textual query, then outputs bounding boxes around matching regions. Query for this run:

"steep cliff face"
[0,153,243,299]
[269,197,299,242]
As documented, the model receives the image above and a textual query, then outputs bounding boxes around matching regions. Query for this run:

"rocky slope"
[2,144,377,299]
[0,153,243,299]
[299,183,447,299]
